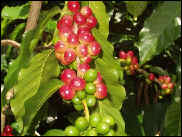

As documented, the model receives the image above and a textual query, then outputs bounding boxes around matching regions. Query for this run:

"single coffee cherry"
[131,56,138,65]
[57,15,73,30]
[54,40,67,53]
[102,115,115,127]
[126,57,131,65]
[86,15,97,28]
[79,31,95,44]
[78,63,90,77]
[80,6,92,18]
[70,77,86,91]
[105,129,115,136]
[86,95,96,107]
[59,85,75,100]
[61,69,76,84]
[68,1,80,13]
[85,83,96,94]
[84,69,97,82]
[119,51,127,59]
[164,76,171,83]
[64,126,80,136]
[96,122,110,134]
[158,76,165,83]
[81,56,92,64]
[67,33,79,47]
[89,41,101,56]
[76,90,86,99]
[75,117,89,131]
[74,104,84,111]
[59,25,73,42]
[73,12,86,25]
[95,83,107,99]
[149,73,155,81]
[76,44,88,57]
[161,83,168,89]
[64,49,76,64]
[168,83,174,89]
[72,95,82,105]
[90,113,101,127]
[86,129,98,136]
[4,125,13,133]
[127,50,134,57]
[78,25,91,35]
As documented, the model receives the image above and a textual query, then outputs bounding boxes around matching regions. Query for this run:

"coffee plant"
[1,1,181,136]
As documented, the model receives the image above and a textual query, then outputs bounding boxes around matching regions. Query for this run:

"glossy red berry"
[68,1,80,13]
[168,83,174,89]
[76,44,88,57]
[78,63,90,76]
[55,52,70,65]
[149,73,155,81]
[86,15,97,28]
[89,41,101,56]
[80,6,92,18]
[4,125,13,133]
[73,12,86,25]
[95,83,107,99]
[57,15,73,30]
[161,83,168,89]
[131,56,138,65]
[78,25,91,35]
[59,85,75,100]
[127,50,134,57]
[64,49,76,64]
[119,51,127,59]
[59,25,73,42]
[81,56,92,64]
[158,76,165,83]
[67,33,79,46]
[54,40,67,53]
[79,31,94,44]
[164,76,171,83]
[61,69,76,84]
[70,77,86,91]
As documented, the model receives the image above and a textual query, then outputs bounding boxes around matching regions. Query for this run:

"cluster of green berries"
[59,67,107,111]
[64,113,115,136]
[54,1,101,65]
[1,125,14,136]
[119,50,139,75]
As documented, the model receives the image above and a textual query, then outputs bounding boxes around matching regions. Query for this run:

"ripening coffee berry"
[76,44,88,57]
[54,40,67,53]
[64,126,80,136]
[127,50,134,57]
[95,83,107,99]
[55,52,69,65]
[61,69,76,84]
[77,63,90,77]
[89,41,101,56]
[102,115,115,127]
[161,83,168,89]
[86,15,97,28]
[70,77,86,91]
[80,6,92,18]
[90,113,101,127]
[78,25,91,35]
[86,95,96,107]
[81,56,92,64]
[75,117,89,131]
[74,104,84,111]
[79,31,95,44]
[4,125,13,133]
[64,49,76,64]
[131,56,138,65]
[72,95,82,105]
[57,15,73,29]
[59,25,73,42]
[73,12,86,25]
[59,85,75,100]
[149,73,155,81]
[68,1,80,13]
[96,122,110,134]
[164,76,171,83]
[84,69,97,82]
[158,76,165,83]
[168,83,174,89]
[67,33,79,46]
[105,129,115,136]
[119,51,127,59]
[85,83,96,94]
[94,72,103,84]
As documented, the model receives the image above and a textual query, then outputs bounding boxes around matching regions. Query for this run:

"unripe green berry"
[84,69,97,82]
[74,104,84,111]
[85,83,96,94]
[96,122,110,134]
[75,117,89,131]
[72,95,82,105]
[64,126,80,136]
[102,115,115,127]
[104,129,115,136]
[86,128,98,136]
[90,113,101,127]
[86,95,96,107]
[76,91,86,99]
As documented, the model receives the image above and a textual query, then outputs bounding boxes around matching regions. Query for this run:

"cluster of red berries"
[119,50,139,75]
[54,1,101,65]
[1,125,13,136]
[64,113,115,136]
[59,67,107,111]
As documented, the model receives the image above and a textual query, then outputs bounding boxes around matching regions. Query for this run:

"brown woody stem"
[1,40,20,48]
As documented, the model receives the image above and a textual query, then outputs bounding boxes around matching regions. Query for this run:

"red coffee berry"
[89,41,101,56]
[86,15,97,28]
[127,50,134,57]
[73,12,86,25]
[131,56,138,65]
[70,77,86,91]
[54,40,67,53]
[119,51,127,59]
[168,83,174,89]
[81,56,92,64]
[80,6,92,18]
[55,52,70,65]
[79,31,94,44]
[4,125,13,133]
[59,85,75,100]
[57,15,73,30]
[64,49,76,64]
[161,83,168,89]
[61,69,77,84]
[67,33,79,46]
[93,72,103,84]
[76,44,88,57]
[158,76,165,83]
[149,73,155,81]
[78,25,91,35]
[59,25,73,42]
[68,1,80,13]
[95,83,107,99]
[164,76,171,83]
[78,63,90,74]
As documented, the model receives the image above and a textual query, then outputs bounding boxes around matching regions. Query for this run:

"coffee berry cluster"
[64,113,115,136]
[54,1,101,65]
[59,67,107,111]
[119,50,139,75]
[1,125,14,136]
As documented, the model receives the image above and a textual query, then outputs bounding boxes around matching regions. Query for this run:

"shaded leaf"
[43,129,65,136]
[137,1,181,65]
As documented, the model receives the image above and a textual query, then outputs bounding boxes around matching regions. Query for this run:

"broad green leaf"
[125,1,148,17]
[44,129,65,136]
[137,1,181,65]
[1,3,30,19]
[97,100,127,136]
[89,1,110,39]
[10,49,60,134]
[45,20,57,33]
[164,101,181,136]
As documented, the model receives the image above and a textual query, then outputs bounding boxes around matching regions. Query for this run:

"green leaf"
[10,49,61,134]
[1,3,30,19]
[164,101,181,136]
[43,129,65,136]
[97,100,127,136]
[10,23,26,40]
[125,1,148,17]
[45,19,57,33]
[89,1,110,39]
[149,66,169,76]
[137,1,181,65]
